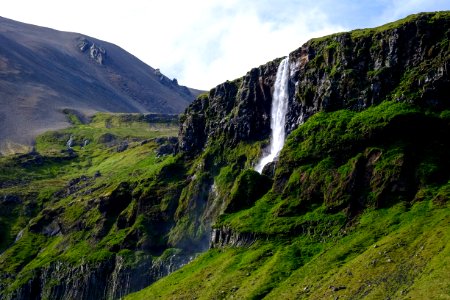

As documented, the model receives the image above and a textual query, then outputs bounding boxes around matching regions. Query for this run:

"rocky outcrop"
[155,69,193,98]
[5,253,190,300]
[179,12,450,155]
[210,227,259,248]
[179,59,281,153]
[116,141,128,152]
[0,194,21,205]
[286,13,450,129]
[78,37,106,64]
[155,137,178,156]
[89,43,106,65]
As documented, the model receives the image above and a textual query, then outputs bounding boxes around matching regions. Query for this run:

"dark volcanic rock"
[210,227,259,248]
[0,195,21,205]
[9,253,191,300]
[116,141,129,152]
[261,161,277,178]
[155,137,178,156]
[97,133,117,144]
[53,174,94,199]
[179,59,281,154]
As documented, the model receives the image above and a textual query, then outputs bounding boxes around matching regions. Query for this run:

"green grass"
[0,112,183,296]
[127,97,449,299]
[127,199,450,300]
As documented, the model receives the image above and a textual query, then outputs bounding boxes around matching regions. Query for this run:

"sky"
[2,1,449,90]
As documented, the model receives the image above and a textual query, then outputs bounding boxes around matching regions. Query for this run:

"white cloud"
[152,2,345,89]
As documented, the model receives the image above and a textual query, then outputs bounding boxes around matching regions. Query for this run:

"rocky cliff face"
[6,253,189,300]
[210,227,259,248]
[180,12,450,155]
[287,13,450,127]
[179,59,281,153]
[173,12,450,252]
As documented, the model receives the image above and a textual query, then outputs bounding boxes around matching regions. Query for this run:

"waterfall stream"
[255,57,290,173]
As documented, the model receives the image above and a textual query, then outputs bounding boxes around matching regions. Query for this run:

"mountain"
[0,11,449,300]
[0,16,201,155]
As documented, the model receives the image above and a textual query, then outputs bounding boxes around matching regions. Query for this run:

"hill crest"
[0,16,201,155]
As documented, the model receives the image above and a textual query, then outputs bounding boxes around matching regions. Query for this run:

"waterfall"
[255,57,290,173]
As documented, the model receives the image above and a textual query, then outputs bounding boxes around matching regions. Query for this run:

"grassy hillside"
[0,113,181,297]
[128,200,450,299]
[128,101,450,299]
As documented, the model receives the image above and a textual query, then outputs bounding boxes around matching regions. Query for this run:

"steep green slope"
[167,10,450,261]
[128,101,450,299]
[0,113,185,299]
[128,201,450,299]
[127,12,450,296]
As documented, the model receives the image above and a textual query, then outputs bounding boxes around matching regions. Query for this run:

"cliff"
[179,12,450,153]
[169,10,450,250]
[130,11,450,299]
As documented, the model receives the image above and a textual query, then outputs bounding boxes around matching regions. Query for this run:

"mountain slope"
[128,11,450,299]
[0,11,449,300]
[130,100,450,299]
[0,16,200,155]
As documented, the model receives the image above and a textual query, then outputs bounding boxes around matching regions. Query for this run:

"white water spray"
[255,57,290,173]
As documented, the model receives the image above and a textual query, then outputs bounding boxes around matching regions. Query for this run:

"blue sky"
[2,0,449,89]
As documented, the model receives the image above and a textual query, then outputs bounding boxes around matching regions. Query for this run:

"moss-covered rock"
[225,169,272,213]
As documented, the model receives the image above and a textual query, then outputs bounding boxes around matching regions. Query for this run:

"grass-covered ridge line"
[309,11,450,42]
[128,100,450,299]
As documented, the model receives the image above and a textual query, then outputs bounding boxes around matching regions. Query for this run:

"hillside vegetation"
[0,113,183,299]
[129,101,450,299]
[1,11,449,300]
[128,11,450,299]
